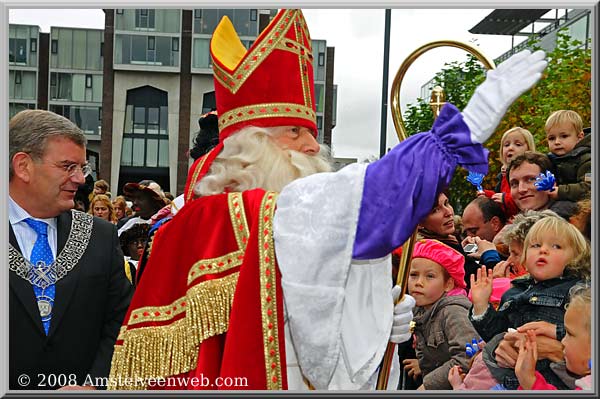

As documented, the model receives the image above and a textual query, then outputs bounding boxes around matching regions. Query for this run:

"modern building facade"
[49,26,105,178]
[8,24,40,117]
[8,9,337,196]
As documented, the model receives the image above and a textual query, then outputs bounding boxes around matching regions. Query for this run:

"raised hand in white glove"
[390,285,416,344]
[463,49,547,144]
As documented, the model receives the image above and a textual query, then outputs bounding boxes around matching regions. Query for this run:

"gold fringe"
[108,272,239,390]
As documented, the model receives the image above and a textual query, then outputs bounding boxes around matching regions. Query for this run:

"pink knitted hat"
[412,239,467,289]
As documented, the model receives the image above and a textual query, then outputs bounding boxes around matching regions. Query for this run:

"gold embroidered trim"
[186,193,248,285]
[212,10,297,95]
[128,296,188,326]
[188,249,244,285]
[185,153,210,203]
[293,15,313,109]
[109,272,239,390]
[117,325,127,341]
[258,191,283,390]
[227,192,250,250]
[218,102,316,132]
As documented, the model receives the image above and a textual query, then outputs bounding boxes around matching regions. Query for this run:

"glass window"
[148,36,155,50]
[86,30,102,70]
[92,75,103,102]
[156,36,172,66]
[132,35,146,61]
[124,105,133,133]
[250,9,257,21]
[134,106,145,124]
[57,29,73,69]
[121,138,132,165]
[72,106,101,134]
[132,138,145,166]
[314,83,324,113]
[72,74,86,102]
[116,9,124,15]
[122,86,169,168]
[148,107,159,124]
[201,9,218,34]
[15,71,22,84]
[51,39,58,54]
[86,74,93,88]
[146,139,158,166]
[24,73,36,99]
[193,38,210,68]
[318,52,325,66]
[135,9,155,29]
[57,73,72,100]
[158,140,169,167]
[172,37,179,52]
[10,38,27,63]
[233,9,251,36]
[148,10,155,29]
[116,34,132,64]
[72,30,87,69]
[30,38,37,52]
[160,106,168,135]
[10,103,36,118]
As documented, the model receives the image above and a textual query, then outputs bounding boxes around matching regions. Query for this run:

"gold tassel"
[108,272,239,390]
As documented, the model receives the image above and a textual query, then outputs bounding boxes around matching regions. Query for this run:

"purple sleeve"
[352,103,489,259]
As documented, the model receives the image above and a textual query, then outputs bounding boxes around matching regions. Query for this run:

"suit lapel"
[9,224,46,335]
[48,211,84,337]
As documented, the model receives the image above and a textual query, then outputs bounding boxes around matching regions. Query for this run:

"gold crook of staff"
[376,40,495,390]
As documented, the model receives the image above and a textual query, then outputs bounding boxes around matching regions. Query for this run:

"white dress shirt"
[9,195,58,260]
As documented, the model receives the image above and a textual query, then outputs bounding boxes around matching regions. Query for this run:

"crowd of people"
[8,8,591,392]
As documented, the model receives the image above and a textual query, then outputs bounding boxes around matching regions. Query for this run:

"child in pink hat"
[402,239,480,390]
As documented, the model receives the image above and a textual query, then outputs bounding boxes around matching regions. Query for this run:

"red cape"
[110,189,287,390]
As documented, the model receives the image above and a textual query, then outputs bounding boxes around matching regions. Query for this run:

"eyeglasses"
[52,162,92,177]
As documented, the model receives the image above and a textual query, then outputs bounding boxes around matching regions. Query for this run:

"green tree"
[401,31,591,214]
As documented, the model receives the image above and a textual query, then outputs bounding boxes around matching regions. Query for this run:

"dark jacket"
[9,211,133,390]
[413,295,480,390]
[472,275,581,390]
[469,274,580,342]
[548,133,591,202]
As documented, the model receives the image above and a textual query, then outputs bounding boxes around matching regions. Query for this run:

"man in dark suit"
[8,110,132,390]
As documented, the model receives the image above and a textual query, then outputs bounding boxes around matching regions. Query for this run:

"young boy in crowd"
[544,110,591,202]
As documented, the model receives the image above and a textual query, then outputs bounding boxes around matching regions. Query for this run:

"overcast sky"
[9,7,523,160]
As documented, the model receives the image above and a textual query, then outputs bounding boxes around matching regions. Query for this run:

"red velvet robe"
[109,189,287,390]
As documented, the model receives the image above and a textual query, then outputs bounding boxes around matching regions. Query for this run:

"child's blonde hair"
[544,110,583,134]
[566,283,591,332]
[522,216,591,279]
[499,127,536,165]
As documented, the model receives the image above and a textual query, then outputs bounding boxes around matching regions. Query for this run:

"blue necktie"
[24,218,55,335]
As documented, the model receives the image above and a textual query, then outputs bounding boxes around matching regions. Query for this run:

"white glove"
[390,285,415,344]
[463,49,547,144]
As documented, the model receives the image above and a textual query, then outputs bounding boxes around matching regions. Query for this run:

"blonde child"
[544,110,591,202]
[468,216,590,389]
[482,127,535,219]
[516,283,591,390]
[402,239,480,390]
